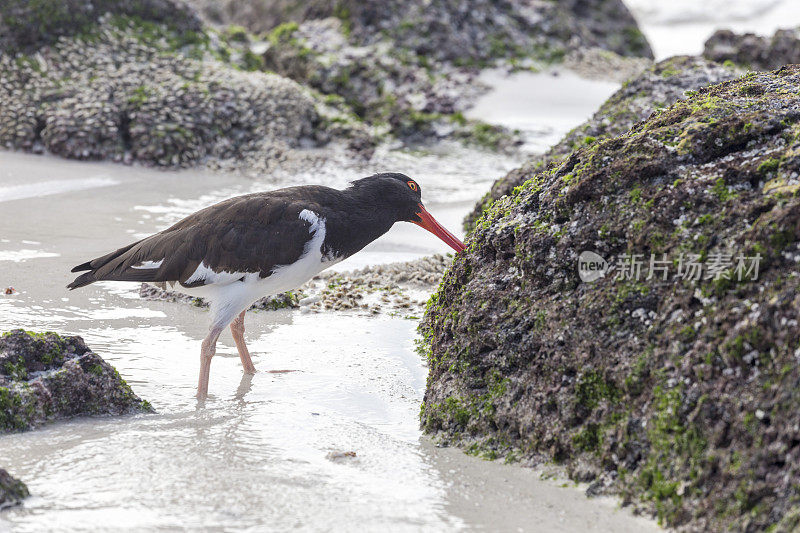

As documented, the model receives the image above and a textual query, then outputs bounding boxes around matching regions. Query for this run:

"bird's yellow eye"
[407,181,418,192]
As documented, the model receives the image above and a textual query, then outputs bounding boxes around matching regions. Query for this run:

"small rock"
[325,451,357,462]
[299,295,320,306]
[0,329,153,432]
[0,468,28,509]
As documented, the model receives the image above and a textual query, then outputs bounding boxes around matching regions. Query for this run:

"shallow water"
[0,67,655,533]
[465,70,619,153]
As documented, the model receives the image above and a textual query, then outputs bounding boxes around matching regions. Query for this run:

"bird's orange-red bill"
[412,204,466,253]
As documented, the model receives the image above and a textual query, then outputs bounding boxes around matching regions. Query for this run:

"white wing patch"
[265,209,336,284]
[131,259,164,270]
[183,262,256,286]
[299,209,321,232]
[300,209,340,263]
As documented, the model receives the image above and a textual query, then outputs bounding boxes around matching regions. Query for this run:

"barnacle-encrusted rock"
[465,56,742,229]
[0,468,28,509]
[0,329,152,433]
[421,65,800,531]
[317,254,452,288]
[704,27,800,71]
[0,16,319,168]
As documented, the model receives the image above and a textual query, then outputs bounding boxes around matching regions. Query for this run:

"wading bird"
[68,173,465,398]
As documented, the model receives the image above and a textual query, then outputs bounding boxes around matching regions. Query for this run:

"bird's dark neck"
[320,186,400,260]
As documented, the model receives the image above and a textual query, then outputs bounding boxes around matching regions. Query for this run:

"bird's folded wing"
[70,196,320,289]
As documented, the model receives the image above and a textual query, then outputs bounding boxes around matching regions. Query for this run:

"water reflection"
[234,373,255,403]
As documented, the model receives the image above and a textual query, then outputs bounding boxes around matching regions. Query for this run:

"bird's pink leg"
[197,325,223,399]
[230,310,256,374]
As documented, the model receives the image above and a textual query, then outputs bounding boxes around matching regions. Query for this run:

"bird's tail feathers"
[67,271,96,290]
[67,240,143,289]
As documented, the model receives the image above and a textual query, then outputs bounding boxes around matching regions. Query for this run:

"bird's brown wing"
[68,193,320,290]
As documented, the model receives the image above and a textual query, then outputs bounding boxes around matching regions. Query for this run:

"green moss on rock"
[422,65,800,530]
[256,0,652,145]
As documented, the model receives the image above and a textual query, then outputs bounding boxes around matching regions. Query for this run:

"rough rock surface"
[191,0,652,63]
[421,66,800,531]
[0,468,28,509]
[465,56,742,229]
[0,14,325,169]
[316,254,451,288]
[0,329,152,432]
[704,27,800,71]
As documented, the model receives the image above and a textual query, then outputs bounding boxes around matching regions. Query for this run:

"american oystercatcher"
[68,173,465,398]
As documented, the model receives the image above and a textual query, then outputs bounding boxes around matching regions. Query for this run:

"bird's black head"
[349,172,422,221]
[349,172,465,253]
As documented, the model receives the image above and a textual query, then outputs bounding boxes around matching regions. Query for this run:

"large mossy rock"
[0,330,152,432]
[0,329,152,507]
[203,0,652,144]
[420,65,800,530]
[465,56,742,229]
